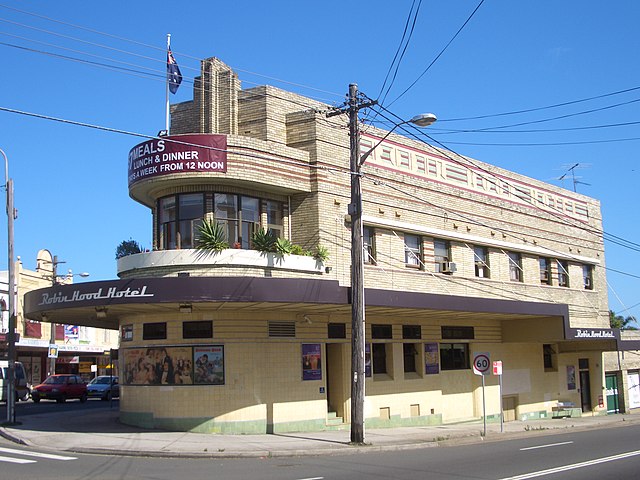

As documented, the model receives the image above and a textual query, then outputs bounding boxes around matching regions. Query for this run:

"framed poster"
[567,365,576,390]
[194,346,225,385]
[302,343,322,380]
[425,342,440,375]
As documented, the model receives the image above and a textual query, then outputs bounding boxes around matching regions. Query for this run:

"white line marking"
[296,478,324,480]
[520,441,574,451]
[498,449,640,480]
[0,447,77,461]
[0,455,36,464]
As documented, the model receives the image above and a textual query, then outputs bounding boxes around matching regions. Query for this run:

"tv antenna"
[557,163,591,192]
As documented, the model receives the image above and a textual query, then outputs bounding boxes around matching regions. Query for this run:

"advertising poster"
[123,346,193,385]
[567,365,576,390]
[302,343,322,381]
[64,325,79,341]
[425,342,440,375]
[627,372,640,409]
[194,346,225,385]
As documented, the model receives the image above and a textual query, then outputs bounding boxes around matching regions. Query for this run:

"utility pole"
[48,256,62,377]
[2,148,17,424]
[329,84,376,444]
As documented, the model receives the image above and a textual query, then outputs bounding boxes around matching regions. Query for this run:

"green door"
[605,374,620,413]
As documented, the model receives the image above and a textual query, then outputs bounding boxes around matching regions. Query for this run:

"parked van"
[0,360,29,402]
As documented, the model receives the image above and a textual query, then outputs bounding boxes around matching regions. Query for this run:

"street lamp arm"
[358,113,437,168]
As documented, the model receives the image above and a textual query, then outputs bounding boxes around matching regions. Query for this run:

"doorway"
[579,358,592,412]
[605,373,620,413]
[326,344,347,419]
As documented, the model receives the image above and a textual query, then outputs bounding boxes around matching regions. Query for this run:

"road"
[1,400,639,479]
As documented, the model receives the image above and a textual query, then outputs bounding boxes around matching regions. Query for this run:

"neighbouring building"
[1,250,118,386]
[23,57,623,433]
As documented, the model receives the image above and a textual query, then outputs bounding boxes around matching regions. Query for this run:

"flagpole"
[165,33,171,134]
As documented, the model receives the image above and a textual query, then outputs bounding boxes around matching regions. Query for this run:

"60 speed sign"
[473,352,491,376]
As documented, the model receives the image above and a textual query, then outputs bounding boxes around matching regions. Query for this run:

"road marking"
[0,447,77,461]
[0,455,36,464]
[520,441,573,451]
[296,477,324,480]
[498,449,640,479]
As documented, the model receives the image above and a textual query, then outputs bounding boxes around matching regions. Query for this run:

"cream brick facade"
[24,57,617,434]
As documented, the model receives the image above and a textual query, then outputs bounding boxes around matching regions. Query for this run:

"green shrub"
[195,219,229,252]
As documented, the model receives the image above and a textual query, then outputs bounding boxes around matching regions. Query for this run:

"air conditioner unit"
[440,261,457,273]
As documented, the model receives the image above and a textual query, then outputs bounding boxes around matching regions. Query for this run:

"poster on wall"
[567,365,577,390]
[123,346,193,385]
[425,342,440,375]
[194,346,225,385]
[365,343,371,377]
[64,325,79,341]
[302,343,322,381]
[627,372,640,409]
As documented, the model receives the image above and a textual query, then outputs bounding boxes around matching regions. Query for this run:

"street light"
[43,256,89,377]
[346,84,436,444]
[1,147,16,425]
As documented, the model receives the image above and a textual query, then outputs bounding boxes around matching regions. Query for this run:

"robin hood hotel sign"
[128,134,227,186]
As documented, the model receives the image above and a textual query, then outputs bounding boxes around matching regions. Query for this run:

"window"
[372,343,389,374]
[360,138,374,159]
[240,196,260,249]
[404,234,422,267]
[442,326,474,340]
[557,260,569,287]
[214,193,239,244]
[583,264,594,290]
[379,147,393,164]
[539,257,552,285]
[266,200,283,238]
[372,324,393,339]
[363,227,376,264]
[508,252,522,282]
[440,343,470,370]
[158,194,205,249]
[434,239,453,274]
[402,325,421,340]
[474,246,489,278]
[143,322,167,340]
[403,343,418,373]
[328,323,346,339]
[416,155,426,173]
[543,344,557,371]
[183,321,213,339]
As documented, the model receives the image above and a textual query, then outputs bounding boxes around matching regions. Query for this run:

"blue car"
[86,376,119,401]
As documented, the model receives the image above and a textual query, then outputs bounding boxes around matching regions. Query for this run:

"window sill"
[403,372,422,380]
[373,373,394,382]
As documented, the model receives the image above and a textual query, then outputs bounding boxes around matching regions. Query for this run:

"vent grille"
[268,321,296,338]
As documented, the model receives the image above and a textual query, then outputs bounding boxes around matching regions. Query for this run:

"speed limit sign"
[473,352,491,376]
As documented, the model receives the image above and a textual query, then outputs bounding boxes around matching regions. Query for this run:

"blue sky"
[1,1,638,321]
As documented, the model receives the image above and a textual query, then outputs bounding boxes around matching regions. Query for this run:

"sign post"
[473,352,490,437]
[493,360,503,433]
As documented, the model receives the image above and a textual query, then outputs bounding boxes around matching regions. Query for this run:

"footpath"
[1,407,638,458]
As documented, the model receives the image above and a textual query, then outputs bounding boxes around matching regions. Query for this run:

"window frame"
[363,226,376,265]
[539,257,552,285]
[474,246,490,278]
[404,234,422,268]
[182,320,213,339]
[440,343,470,371]
[142,322,167,340]
[508,252,523,282]
[434,239,452,274]
[557,259,569,287]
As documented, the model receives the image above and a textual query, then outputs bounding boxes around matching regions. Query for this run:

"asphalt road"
[1,401,638,480]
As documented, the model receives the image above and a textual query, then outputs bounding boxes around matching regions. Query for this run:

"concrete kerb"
[0,412,638,459]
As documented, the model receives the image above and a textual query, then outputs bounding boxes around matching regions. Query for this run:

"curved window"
[157,193,282,251]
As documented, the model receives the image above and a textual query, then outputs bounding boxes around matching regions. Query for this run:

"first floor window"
[583,264,594,290]
[363,227,376,264]
[543,344,557,371]
[557,260,569,287]
[508,252,522,282]
[474,246,489,278]
[440,343,470,370]
[434,239,452,273]
[539,257,552,285]
[405,234,422,267]
[143,322,167,340]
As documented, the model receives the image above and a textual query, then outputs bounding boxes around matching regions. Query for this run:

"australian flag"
[167,49,182,94]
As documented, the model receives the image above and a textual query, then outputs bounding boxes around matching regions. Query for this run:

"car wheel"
[105,391,111,401]
[32,395,40,403]
[80,393,88,403]
[57,394,67,404]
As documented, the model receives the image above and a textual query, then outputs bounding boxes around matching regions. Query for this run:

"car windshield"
[90,377,112,385]
[43,376,66,385]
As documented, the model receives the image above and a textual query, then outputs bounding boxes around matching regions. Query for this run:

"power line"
[386,0,486,107]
